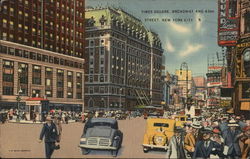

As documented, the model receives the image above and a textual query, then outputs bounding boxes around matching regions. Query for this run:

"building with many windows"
[84,7,163,110]
[0,0,85,111]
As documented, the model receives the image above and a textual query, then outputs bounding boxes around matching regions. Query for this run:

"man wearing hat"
[193,127,224,159]
[222,119,242,159]
[184,121,202,157]
[167,126,186,159]
[39,116,59,158]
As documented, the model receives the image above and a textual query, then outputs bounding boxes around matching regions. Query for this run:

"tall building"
[85,7,163,110]
[218,0,250,116]
[175,69,192,98]
[191,76,206,107]
[230,0,250,116]
[0,0,85,111]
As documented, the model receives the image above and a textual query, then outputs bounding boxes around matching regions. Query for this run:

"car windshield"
[153,123,169,127]
[180,117,186,121]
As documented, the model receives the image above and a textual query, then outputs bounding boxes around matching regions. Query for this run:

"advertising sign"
[218,0,239,46]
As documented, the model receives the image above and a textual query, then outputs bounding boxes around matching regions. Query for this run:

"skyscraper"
[0,0,85,111]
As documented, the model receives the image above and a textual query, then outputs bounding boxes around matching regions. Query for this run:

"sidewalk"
[8,119,76,124]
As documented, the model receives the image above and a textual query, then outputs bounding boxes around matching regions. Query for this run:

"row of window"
[0,45,84,69]
[87,86,124,95]
[2,60,83,99]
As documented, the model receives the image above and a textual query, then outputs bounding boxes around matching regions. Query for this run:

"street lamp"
[16,68,22,121]
[180,62,189,110]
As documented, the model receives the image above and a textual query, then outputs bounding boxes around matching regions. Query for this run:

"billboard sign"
[218,0,239,46]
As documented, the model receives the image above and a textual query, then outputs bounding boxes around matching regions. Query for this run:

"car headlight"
[80,138,87,142]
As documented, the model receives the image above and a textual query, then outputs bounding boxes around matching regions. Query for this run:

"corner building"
[0,0,85,111]
[85,8,163,110]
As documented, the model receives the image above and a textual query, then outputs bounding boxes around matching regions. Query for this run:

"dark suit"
[39,122,58,158]
[193,140,223,159]
[222,128,242,157]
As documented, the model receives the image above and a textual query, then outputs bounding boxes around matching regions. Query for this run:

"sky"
[86,0,221,76]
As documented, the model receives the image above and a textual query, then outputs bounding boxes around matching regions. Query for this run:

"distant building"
[192,76,206,107]
[175,70,192,98]
[0,0,85,111]
[85,7,163,110]
[206,65,222,108]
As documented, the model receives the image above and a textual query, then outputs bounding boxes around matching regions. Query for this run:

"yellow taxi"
[174,115,188,127]
[142,118,175,153]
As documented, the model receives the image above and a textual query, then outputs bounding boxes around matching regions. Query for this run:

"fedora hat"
[201,127,213,134]
[191,121,202,129]
[228,119,239,127]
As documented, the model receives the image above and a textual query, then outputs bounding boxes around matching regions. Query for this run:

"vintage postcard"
[0,0,249,158]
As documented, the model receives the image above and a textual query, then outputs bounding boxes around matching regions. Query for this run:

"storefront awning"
[26,97,48,101]
[26,97,48,106]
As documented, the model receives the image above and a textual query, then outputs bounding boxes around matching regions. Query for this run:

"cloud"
[165,40,175,53]
[169,22,190,33]
[179,43,204,57]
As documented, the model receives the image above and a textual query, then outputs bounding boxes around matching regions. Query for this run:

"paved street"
[0,117,167,158]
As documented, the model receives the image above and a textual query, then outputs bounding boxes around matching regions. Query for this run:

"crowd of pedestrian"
[166,113,250,159]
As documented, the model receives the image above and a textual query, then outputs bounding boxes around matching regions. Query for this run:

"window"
[32,65,41,85]
[46,79,51,86]
[89,40,94,47]
[100,75,104,82]
[9,21,14,29]
[89,48,94,56]
[90,58,94,65]
[3,60,14,82]
[45,90,52,97]
[100,47,105,55]
[89,68,94,74]
[100,67,104,74]
[244,11,250,34]
[3,87,13,95]
[89,75,93,82]
[89,87,93,94]
[67,82,72,88]
[77,82,81,88]
[67,92,73,98]
[10,8,14,16]
[2,19,7,28]
[57,91,63,98]
[100,58,104,65]
[242,83,250,99]
[45,67,53,75]
[77,93,82,99]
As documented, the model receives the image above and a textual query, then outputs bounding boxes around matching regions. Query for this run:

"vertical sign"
[218,0,239,46]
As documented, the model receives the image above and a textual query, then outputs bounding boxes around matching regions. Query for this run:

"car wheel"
[111,149,118,157]
[143,147,149,153]
[81,148,90,155]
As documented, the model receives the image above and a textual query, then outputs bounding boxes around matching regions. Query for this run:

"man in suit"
[222,119,243,159]
[193,127,224,159]
[184,121,202,157]
[167,126,186,159]
[39,116,59,158]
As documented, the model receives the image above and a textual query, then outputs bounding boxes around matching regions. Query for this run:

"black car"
[79,118,123,157]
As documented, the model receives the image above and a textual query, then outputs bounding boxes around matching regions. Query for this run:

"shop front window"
[242,83,250,99]
[244,11,250,34]
[243,48,250,77]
